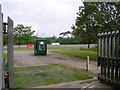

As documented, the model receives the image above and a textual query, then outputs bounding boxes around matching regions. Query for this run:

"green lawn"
[51,47,97,60]
[14,64,92,88]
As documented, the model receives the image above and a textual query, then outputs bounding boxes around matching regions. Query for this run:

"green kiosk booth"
[34,39,47,55]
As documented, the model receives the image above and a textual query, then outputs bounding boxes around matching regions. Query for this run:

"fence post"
[0,5,5,89]
[7,17,14,88]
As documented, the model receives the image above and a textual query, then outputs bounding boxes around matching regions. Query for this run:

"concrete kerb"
[81,81,99,89]
[33,77,98,88]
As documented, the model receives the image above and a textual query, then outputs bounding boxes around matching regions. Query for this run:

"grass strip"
[51,47,97,60]
[14,64,92,88]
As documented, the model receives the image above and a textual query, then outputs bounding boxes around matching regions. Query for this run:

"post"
[0,10,4,89]
[0,4,1,12]
[86,56,89,71]
[7,16,14,88]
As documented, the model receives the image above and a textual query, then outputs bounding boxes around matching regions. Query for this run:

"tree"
[72,2,120,48]
[14,24,35,48]
[59,31,71,37]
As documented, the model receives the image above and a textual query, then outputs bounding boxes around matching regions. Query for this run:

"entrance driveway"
[14,50,99,76]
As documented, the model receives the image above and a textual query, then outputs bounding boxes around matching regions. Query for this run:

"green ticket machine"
[34,39,47,55]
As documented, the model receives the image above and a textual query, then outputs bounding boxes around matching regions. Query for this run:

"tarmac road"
[4,44,96,49]
[14,50,98,74]
[48,44,96,49]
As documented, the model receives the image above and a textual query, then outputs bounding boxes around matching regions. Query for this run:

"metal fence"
[98,30,120,87]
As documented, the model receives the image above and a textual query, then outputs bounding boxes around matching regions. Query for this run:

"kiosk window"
[39,42,45,50]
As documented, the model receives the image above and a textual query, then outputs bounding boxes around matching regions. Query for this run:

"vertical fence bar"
[113,31,116,83]
[107,34,109,81]
[111,31,115,81]
[118,30,120,83]
[101,33,104,78]
[98,34,101,66]
[97,33,101,80]
[110,31,112,80]
[100,33,102,67]
[7,17,14,88]
[102,33,105,79]
[106,32,109,80]
[100,33,102,77]
[115,31,119,83]
[108,32,111,80]
[104,33,107,79]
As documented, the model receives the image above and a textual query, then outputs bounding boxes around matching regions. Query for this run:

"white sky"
[0,0,83,37]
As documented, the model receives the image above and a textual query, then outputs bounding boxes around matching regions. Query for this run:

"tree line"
[3,24,81,46]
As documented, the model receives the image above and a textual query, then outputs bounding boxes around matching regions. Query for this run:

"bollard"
[86,56,89,71]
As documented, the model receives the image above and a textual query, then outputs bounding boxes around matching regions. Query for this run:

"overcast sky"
[0,0,83,37]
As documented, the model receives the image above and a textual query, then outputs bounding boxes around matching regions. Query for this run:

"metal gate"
[97,30,120,87]
[0,4,14,89]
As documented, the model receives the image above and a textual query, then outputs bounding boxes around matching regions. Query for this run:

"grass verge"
[50,47,97,60]
[14,64,92,88]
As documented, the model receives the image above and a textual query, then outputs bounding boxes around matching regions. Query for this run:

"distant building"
[51,43,60,45]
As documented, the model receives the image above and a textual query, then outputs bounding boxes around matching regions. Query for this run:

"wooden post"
[7,16,14,88]
[86,56,89,71]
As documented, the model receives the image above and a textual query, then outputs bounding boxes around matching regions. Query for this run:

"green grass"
[14,64,92,88]
[4,48,59,51]
[80,47,97,52]
[51,47,97,60]
[3,53,7,63]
